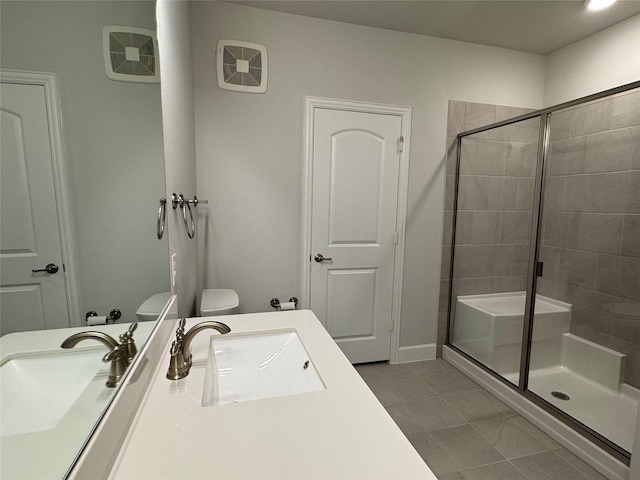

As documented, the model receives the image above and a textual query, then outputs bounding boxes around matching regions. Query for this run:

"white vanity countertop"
[1,321,155,358]
[110,310,436,479]
[1,321,155,480]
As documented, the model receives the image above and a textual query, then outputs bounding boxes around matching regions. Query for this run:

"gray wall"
[190,2,546,350]
[0,1,169,323]
[543,14,640,106]
[157,0,200,317]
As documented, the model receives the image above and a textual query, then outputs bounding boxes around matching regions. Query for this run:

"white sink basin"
[0,349,105,436]
[202,330,325,406]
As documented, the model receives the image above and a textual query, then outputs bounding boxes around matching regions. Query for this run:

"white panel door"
[1,82,70,335]
[310,108,401,364]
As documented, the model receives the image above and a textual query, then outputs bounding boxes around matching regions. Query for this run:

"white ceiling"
[229,0,640,55]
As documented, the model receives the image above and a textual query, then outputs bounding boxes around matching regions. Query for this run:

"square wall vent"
[217,40,268,93]
[103,26,159,83]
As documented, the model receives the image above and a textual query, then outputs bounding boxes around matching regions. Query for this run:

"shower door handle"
[32,263,59,274]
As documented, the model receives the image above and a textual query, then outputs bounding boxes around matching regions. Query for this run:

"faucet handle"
[119,322,137,341]
[119,323,138,363]
[175,318,186,342]
[166,340,188,380]
[127,322,138,335]
[102,345,128,388]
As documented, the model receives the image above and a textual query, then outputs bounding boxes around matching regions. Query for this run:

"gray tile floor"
[355,359,608,480]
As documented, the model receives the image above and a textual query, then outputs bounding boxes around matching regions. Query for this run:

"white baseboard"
[393,343,437,364]
[443,345,630,480]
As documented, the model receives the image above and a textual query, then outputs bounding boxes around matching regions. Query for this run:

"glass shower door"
[449,116,541,386]
[528,88,640,456]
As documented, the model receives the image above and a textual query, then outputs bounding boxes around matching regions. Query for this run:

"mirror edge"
[64,295,178,479]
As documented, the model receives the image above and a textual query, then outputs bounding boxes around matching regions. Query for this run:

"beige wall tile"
[453,245,512,279]
[609,301,640,343]
[585,129,633,173]
[458,176,489,210]
[456,211,502,245]
[441,245,452,280]
[500,211,532,244]
[496,105,532,122]
[505,143,536,177]
[447,137,458,174]
[596,254,640,302]
[460,139,506,176]
[451,277,498,297]
[621,215,640,258]
[465,103,496,132]
[496,275,526,292]
[558,249,598,290]
[610,90,640,130]
[445,174,456,210]
[576,213,622,254]
[631,125,640,170]
[511,244,531,276]
[542,212,579,249]
[548,137,586,176]
[488,177,518,210]
[564,174,604,213]
[549,109,572,141]
[443,210,454,246]
[516,177,535,211]
[602,170,640,214]
[570,99,612,137]
[571,287,615,336]
[542,176,565,212]
[536,277,575,305]
[447,101,466,137]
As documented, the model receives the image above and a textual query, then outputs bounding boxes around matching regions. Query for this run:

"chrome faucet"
[166,318,231,380]
[61,323,138,388]
[118,322,138,363]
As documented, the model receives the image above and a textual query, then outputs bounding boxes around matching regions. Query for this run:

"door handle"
[32,263,59,274]
[314,254,332,263]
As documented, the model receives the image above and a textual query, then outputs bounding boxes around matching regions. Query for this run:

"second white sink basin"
[1,349,105,436]
[202,330,325,406]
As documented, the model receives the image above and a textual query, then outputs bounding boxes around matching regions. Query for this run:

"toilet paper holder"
[270,297,298,310]
[86,309,122,324]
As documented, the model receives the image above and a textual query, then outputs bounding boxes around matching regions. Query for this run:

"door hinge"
[63,263,66,272]
[390,319,395,332]
[536,261,544,277]
[393,232,399,244]
[398,136,404,153]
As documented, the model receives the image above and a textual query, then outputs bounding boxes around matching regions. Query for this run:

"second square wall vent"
[216,39,268,93]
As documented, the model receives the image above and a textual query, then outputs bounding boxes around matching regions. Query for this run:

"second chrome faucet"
[61,323,138,388]
[166,318,231,380]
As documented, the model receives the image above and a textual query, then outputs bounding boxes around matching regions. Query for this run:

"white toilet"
[136,292,172,321]
[200,289,239,316]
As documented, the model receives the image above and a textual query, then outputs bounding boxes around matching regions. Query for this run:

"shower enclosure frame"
[445,79,640,466]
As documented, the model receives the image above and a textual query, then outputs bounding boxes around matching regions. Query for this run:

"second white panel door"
[310,108,402,364]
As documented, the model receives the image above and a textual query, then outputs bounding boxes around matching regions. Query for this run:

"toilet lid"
[136,292,171,315]
[201,289,239,311]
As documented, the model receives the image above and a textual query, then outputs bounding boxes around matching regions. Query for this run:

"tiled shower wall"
[537,89,640,388]
[439,91,640,389]
[438,101,536,351]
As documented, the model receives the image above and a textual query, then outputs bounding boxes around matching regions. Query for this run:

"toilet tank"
[200,289,239,316]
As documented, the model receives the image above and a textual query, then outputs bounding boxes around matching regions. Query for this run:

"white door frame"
[1,70,82,327]
[301,96,412,363]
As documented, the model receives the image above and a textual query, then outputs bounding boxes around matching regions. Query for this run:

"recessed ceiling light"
[584,0,617,11]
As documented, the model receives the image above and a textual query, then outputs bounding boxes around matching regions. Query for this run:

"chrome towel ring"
[157,198,166,239]
[170,193,209,239]
[181,194,195,239]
